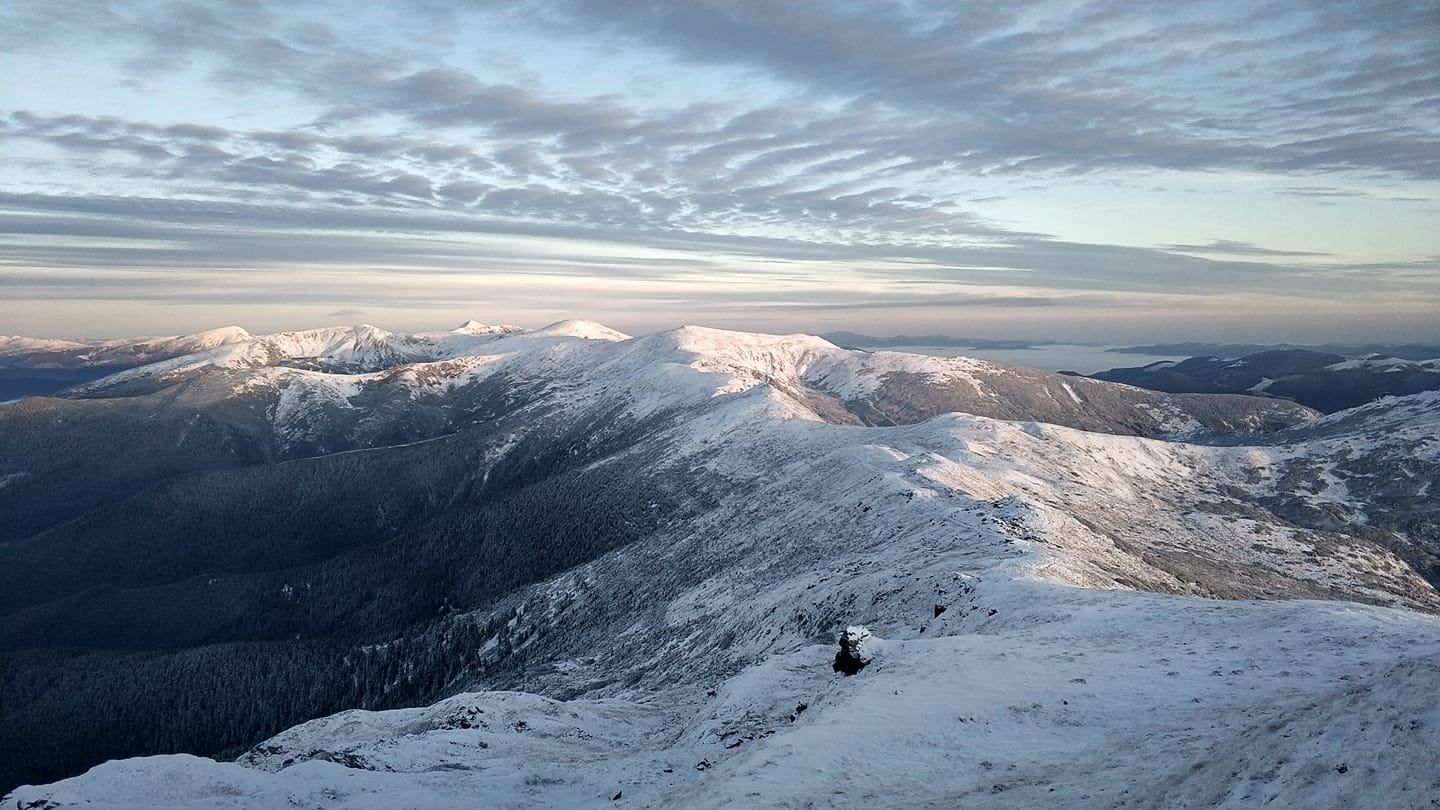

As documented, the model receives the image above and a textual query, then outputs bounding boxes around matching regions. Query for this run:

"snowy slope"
[62,321,1315,454]
[5,322,1437,809]
[14,590,1439,809]
[0,326,252,368]
[1323,353,1440,372]
[81,320,628,384]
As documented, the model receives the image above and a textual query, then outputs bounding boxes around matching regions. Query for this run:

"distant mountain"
[3,320,1437,806]
[0,326,253,369]
[1088,349,1440,412]
[1110,341,1440,360]
[820,331,1050,350]
[0,326,254,400]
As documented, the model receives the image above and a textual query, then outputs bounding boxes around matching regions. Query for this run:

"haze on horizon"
[2,0,1437,343]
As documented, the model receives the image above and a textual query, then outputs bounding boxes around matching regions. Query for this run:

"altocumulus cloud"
[0,0,1437,339]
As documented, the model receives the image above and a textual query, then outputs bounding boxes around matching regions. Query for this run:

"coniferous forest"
[0,401,684,794]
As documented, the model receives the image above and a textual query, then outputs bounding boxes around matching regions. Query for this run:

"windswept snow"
[13,564,1440,808]
[5,321,1435,809]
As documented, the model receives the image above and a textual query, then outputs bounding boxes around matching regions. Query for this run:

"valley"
[2,320,1437,808]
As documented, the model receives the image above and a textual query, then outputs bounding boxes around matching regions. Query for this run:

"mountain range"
[820,331,1052,350]
[1108,342,1440,360]
[1086,349,1440,413]
[2,320,1437,808]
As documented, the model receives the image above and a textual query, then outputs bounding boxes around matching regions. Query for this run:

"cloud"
[1161,239,1333,258]
[2,190,1433,305]
[1275,187,1370,199]
[507,0,1440,179]
[1,0,1436,340]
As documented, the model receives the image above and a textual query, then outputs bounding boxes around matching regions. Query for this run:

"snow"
[267,370,365,448]
[74,322,630,389]
[449,320,524,336]
[1134,402,1204,436]
[7,321,1439,809]
[14,584,1440,808]
[0,336,90,356]
[90,321,991,418]
[123,326,252,355]
[1324,354,1413,371]
[0,327,251,368]
[59,320,1311,454]
[527,319,631,341]
[1298,389,1440,442]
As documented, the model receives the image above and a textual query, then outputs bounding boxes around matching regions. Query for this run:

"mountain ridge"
[2,319,1436,806]
[1088,349,1440,413]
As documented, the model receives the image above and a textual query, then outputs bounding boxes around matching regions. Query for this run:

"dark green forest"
[0,391,688,794]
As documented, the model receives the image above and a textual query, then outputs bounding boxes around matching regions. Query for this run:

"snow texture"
[7,320,1439,810]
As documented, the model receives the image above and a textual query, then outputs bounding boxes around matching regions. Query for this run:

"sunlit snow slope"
[4,321,1437,809]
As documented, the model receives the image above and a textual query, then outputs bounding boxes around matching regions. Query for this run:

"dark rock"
[833,626,874,675]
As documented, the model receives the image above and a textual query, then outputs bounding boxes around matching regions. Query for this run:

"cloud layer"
[1,0,1436,339]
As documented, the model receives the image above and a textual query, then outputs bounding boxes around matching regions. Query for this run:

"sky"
[1,0,1437,342]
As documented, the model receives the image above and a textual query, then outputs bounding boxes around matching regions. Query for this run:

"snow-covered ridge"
[1323,353,1440,372]
[0,326,252,368]
[7,381,1439,808]
[55,319,1313,448]
[73,319,630,387]
[526,319,631,341]
[0,336,91,354]
[450,320,524,336]
[1292,387,1440,434]
[12,320,1434,809]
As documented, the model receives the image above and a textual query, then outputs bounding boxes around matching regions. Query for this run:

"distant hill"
[1110,342,1440,360]
[1088,349,1440,413]
[820,331,1049,350]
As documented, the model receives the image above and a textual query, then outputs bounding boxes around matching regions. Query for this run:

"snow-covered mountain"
[0,326,259,401]
[2,320,1437,808]
[0,326,253,368]
[67,320,1315,443]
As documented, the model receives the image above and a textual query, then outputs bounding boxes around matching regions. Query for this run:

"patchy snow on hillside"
[1324,354,1413,371]
[6,322,1437,809]
[12,580,1440,809]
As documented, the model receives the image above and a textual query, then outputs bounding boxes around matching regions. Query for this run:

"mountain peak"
[529,319,631,341]
[452,320,524,336]
[183,325,251,342]
[663,324,837,351]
